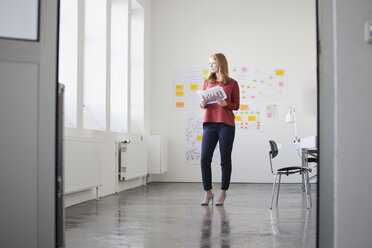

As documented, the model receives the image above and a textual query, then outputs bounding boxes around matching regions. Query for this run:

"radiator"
[64,136,103,194]
[118,139,147,181]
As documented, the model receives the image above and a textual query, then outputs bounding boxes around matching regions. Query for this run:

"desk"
[278,136,318,174]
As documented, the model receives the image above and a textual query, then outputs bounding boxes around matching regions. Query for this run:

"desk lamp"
[285,106,298,143]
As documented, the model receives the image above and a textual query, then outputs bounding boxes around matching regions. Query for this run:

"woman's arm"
[200,80,208,109]
[224,81,240,110]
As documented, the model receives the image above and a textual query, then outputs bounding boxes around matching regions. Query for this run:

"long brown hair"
[207,53,230,85]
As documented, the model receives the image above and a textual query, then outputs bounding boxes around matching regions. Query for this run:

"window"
[59,0,78,128]
[110,0,129,132]
[59,0,145,134]
[130,0,144,134]
[83,0,107,131]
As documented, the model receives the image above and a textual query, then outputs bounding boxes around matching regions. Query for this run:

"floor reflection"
[200,206,231,248]
[269,207,312,246]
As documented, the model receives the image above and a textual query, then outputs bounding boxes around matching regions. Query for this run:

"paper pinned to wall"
[186,112,220,165]
[173,67,205,111]
[230,67,287,101]
[234,104,261,130]
[266,104,278,119]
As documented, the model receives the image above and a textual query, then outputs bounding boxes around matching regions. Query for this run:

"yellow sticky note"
[197,135,202,141]
[276,70,284,76]
[190,84,199,90]
[235,116,242,121]
[203,70,209,75]
[248,116,256,121]
[240,105,249,110]
[176,85,184,90]
[176,102,184,108]
[176,91,184,97]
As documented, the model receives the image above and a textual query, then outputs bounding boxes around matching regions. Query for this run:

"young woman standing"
[200,53,240,206]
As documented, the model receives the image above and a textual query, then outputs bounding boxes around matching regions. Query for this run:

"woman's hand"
[217,99,227,107]
[200,100,207,108]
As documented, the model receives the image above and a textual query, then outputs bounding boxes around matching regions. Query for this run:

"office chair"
[307,156,318,183]
[269,140,312,209]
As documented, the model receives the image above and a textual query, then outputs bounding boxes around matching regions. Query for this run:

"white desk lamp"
[285,106,298,143]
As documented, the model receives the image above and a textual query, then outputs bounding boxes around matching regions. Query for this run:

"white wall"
[150,0,317,183]
[319,0,372,247]
[64,0,152,207]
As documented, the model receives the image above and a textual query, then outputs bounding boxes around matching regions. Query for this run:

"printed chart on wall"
[230,67,287,101]
[186,112,220,165]
[234,104,262,130]
[173,67,209,111]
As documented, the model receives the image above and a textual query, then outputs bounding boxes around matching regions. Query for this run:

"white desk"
[278,136,317,150]
[278,136,318,169]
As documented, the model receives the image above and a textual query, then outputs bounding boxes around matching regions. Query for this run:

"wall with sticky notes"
[150,0,317,183]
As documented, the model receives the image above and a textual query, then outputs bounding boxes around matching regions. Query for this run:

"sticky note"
[233,68,236,71]
[241,85,245,87]
[279,82,284,87]
[268,113,272,118]
[176,85,184,90]
[235,116,242,121]
[176,102,184,108]
[197,135,202,141]
[240,105,249,110]
[268,84,272,86]
[261,80,264,83]
[276,70,284,76]
[248,116,256,121]
[176,91,184,96]
[251,96,255,99]
[203,70,209,75]
[242,67,247,72]
[279,92,283,95]
[190,84,199,90]
[243,96,246,99]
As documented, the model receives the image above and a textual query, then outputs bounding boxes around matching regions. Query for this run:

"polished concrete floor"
[65,183,316,248]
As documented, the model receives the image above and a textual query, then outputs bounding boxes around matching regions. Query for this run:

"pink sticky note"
[268,113,272,118]
[242,67,247,72]
[279,82,284,87]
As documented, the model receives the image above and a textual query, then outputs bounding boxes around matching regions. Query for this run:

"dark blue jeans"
[201,122,235,191]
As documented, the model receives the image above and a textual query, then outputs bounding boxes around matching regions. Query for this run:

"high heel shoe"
[215,195,226,206]
[200,193,214,206]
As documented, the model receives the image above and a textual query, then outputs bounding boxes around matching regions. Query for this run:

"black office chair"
[307,156,318,182]
[269,140,312,209]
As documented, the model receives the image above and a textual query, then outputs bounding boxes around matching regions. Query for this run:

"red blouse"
[200,78,240,126]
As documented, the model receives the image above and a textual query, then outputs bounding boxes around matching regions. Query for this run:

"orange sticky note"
[176,102,184,108]
[240,105,249,110]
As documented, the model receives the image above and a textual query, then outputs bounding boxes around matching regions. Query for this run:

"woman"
[200,53,240,206]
